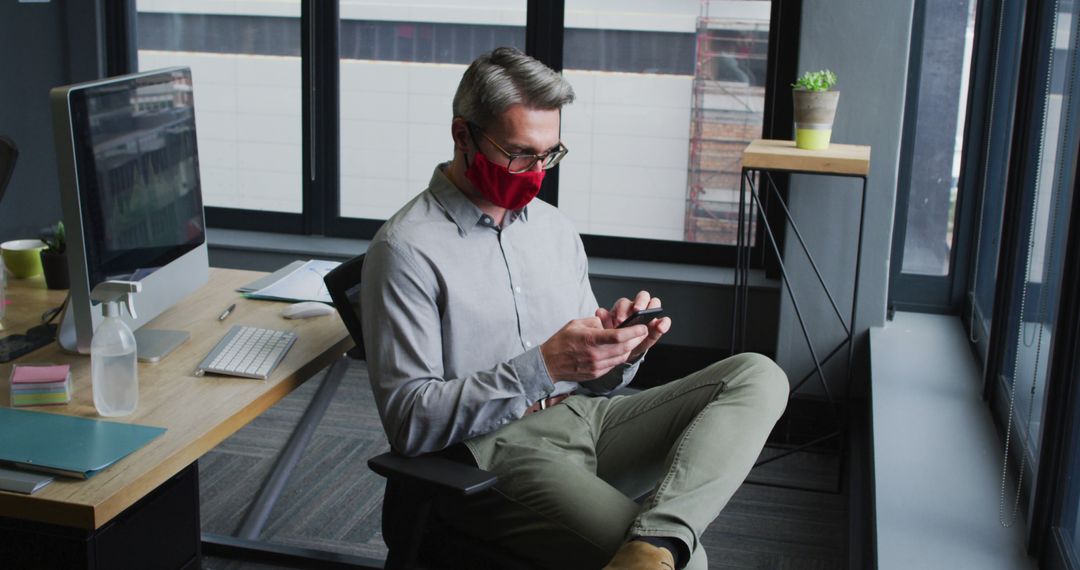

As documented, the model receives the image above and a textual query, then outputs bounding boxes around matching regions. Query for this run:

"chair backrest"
[0,136,18,206]
[323,254,366,360]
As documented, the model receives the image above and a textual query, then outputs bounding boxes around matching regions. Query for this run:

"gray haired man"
[360,47,788,569]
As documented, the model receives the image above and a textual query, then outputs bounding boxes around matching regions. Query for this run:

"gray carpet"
[200,361,847,569]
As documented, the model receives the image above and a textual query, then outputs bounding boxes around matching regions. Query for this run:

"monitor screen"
[66,68,204,296]
[52,66,210,356]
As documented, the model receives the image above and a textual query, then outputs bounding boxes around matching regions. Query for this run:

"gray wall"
[0,1,105,243]
[774,0,913,396]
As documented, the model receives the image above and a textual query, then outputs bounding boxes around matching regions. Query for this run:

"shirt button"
[514,286,522,293]
[525,341,533,348]
[482,216,492,224]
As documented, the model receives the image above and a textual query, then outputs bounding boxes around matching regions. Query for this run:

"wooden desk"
[0,268,351,566]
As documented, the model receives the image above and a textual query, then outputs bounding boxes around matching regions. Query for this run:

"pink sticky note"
[10,364,71,384]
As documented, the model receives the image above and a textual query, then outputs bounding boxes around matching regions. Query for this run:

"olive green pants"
[455,353,789,569]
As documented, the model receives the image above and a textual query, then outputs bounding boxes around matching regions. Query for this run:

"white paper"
[247,259,340,304]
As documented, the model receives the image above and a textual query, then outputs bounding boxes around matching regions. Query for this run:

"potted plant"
[792,69,839,150]
[39,221,69,290]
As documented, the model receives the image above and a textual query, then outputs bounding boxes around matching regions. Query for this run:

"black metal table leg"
[846,176,869,393]
[745,174,837,412]
[737,165,869,492]
[732,169,748,355]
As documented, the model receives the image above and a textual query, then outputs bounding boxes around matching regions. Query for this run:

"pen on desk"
[218,303,236,321]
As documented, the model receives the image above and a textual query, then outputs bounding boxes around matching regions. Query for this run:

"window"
[888,0,979,312]
[122,1,797,263]
[337,2,526,221]
[560,0,771,245]
[136,1,303,214]
[900,0,977,276]
[963,0,1028,354]
[962,0,1080,556]
[1057,374,1080,564]
[996,0,1077,466]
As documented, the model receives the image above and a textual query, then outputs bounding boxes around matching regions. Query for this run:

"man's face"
[473,105,562,172]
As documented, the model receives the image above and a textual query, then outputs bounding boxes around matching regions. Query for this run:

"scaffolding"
[685,0,770,244]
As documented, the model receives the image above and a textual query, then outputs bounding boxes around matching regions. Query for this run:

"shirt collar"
[428,164,529,236]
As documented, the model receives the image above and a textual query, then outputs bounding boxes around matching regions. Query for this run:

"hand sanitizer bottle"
[90,281,141,417]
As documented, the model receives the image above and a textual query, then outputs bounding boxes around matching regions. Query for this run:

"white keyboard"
[195,325,297,380]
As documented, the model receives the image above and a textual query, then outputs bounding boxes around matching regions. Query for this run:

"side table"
[734,139,871,488]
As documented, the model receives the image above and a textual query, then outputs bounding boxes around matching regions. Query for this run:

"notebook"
[0,408,166,479]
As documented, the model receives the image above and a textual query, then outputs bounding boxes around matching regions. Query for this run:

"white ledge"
[207,229,779,288]
[870,312,1036,569]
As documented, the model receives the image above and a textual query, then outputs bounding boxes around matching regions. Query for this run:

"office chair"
[0,136,18,205]
[324,254,536,570]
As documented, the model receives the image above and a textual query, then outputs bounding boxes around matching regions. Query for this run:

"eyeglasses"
[468,123,569,174]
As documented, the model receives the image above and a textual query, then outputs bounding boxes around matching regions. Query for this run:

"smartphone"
[617,307,666,328]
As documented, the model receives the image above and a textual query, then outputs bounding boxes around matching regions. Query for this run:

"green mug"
[1,239,47,278]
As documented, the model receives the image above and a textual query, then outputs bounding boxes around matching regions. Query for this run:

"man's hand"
[540,317,649,382]
[595,291,672,361]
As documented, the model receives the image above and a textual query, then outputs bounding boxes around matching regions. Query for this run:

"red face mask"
[465,149,545,211]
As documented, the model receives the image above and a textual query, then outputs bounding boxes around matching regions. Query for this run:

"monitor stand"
[57,298,189,361]
[134,329,189,363]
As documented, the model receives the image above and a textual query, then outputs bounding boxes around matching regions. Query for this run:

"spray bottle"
[90,280,141,417]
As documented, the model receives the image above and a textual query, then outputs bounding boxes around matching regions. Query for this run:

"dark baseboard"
[847,397,876,569]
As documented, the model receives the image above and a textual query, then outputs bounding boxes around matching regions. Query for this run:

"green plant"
[793,69,838,91]
[40,221,66,254]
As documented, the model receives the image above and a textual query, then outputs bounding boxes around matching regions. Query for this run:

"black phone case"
[0,335,54,363]
[617,308,665,328]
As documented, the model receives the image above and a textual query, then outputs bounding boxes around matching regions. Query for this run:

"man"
[360,47,788,570]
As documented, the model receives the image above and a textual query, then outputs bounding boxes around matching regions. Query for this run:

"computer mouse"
[281,301,336,319]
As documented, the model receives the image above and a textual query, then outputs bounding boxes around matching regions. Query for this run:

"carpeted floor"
[199,361,847,569]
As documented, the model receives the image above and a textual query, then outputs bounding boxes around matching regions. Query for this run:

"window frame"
[1033,161,1080,566]
[971,0,1080,562]
[961,0,1027,364]
[888,0,980,314]
[116,0,801,267]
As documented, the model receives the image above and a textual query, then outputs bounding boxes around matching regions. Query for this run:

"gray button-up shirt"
[360,164,640,456]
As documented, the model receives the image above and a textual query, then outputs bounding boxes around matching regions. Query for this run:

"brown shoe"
[602,541,676,570]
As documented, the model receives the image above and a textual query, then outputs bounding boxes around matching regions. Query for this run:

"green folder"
[0,408,166,479]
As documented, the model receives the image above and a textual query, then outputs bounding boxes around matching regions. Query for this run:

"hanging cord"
[1000,0,1070,527]
[969,0,1006,344]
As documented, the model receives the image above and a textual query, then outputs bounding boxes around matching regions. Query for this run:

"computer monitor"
[50,67,209,359]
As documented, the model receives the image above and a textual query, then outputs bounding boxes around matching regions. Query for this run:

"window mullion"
[302,0,339,235]
[526,0,564,207]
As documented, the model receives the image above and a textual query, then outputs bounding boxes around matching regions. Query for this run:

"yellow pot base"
[795,128,833,150]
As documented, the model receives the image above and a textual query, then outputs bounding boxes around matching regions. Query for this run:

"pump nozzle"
[90,280,142,319]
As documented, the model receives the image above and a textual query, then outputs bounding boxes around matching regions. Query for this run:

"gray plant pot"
[793,89,840,150]
[40,249,69,290]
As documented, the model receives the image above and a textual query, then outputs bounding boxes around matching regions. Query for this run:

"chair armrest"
[368,451,498,496]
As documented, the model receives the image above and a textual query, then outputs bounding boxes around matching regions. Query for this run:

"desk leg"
[237,356,350,539]
[731,169,749,355]
[202,356,385,569]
